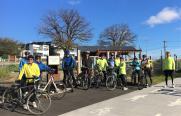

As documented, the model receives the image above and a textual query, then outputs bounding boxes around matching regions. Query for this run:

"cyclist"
[163,51,175,88]
[82,51,93,76]
[115,54,120,75]
[96,53,108,81]
[18,51,30,71]
[107,53,115,69]
[118,57,128,90]
[17,55,40,109]
[34,55,51,78]
[141,55,153,87]
[62,49,77,87]
[130,57,141,86]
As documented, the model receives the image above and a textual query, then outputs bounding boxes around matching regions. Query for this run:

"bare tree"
[39,9,93,49]
[98,24,136,47]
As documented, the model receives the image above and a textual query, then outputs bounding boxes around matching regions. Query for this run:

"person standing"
[118,57,128,90]
[82,51,93,76]
[163,51,175,88]
[141,55,153,87]
[62,49,77,87]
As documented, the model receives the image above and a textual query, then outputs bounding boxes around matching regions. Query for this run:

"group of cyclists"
[2,49,175,113]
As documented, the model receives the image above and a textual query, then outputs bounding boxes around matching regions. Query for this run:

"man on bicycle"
[118,57,128,90]
[96,54,108,81]
[82,51,93,77]
[115,54,120,75]
[141,55,153,87]
[17,55,40,109]
[107,53,115,69]
[130,57,141,86]
[62,49,77,87]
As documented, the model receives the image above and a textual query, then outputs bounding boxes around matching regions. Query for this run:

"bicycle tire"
[27,92,51,115]
[47,81,66,100]
[106,75,117,91]
[2,88,17,112]
[82,75,90,90]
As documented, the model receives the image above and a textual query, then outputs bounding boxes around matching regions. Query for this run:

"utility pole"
[161,50,163,71]
[163,40,166,58]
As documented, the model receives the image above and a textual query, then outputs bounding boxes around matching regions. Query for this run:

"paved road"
[60,78,181,116]
[0,85,137,116]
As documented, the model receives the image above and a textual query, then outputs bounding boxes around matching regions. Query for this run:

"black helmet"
[27,55,34,59]
[35,55,41,60]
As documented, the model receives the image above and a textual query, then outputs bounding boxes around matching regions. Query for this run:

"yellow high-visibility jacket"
[163,57,175,70]
[115,58,120,67]
[96,58,108,71]
[119,61,126,75]
[18,63,40,82]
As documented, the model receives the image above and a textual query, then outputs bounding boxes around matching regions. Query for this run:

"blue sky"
[0,0,181,58]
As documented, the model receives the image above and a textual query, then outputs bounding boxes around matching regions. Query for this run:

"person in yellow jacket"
[16,55,40,109]
[163,51,175,88]
[118,57,128,90]
[96,54,108,81]
[115,55,120,75]
[18,55,40,82]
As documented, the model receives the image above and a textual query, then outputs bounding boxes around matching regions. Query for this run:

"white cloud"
[68,0,81,5]
[145,7,181,27]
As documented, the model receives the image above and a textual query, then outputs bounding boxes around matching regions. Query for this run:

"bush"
[0,67,10,79]
[7,64,19,72]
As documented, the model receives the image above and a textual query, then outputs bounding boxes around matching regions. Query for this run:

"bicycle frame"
[40,74,60,92]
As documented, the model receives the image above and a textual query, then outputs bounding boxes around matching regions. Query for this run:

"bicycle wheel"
[47,82,66,100]
[95,75,102,88]
[82,74,90,90]
[2,88,17,111]
[106,75,117,91]
[27,92,51,115]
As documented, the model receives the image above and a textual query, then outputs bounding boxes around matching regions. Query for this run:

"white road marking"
[168,98,181,107]
[127,94,148,102]
[155,113,162,116]
[89,107,113,116]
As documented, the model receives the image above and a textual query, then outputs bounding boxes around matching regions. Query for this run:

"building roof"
[29,41,51,45]
[78,46,141,52]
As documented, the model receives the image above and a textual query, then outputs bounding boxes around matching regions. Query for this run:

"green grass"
[152,72,181,85]
[0,64,18,79]
[0,67,10,79]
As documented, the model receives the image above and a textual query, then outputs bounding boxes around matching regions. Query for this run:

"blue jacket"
[62,56,76,70]
[35,61,51,72]
[108,58,115,68]
[131,61,141,71]
[18,57,27,71]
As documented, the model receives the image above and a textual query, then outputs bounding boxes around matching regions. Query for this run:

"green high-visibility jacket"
[163,57,175,70]
[119,61,126,75]
[96,58,108,71]
[115,58,120,67]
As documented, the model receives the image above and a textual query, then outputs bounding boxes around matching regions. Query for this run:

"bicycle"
[76,67,91,90]
[38,70,66,100]
[2,77,51,115]
[92,65,104,88]
[106,67,122,91]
